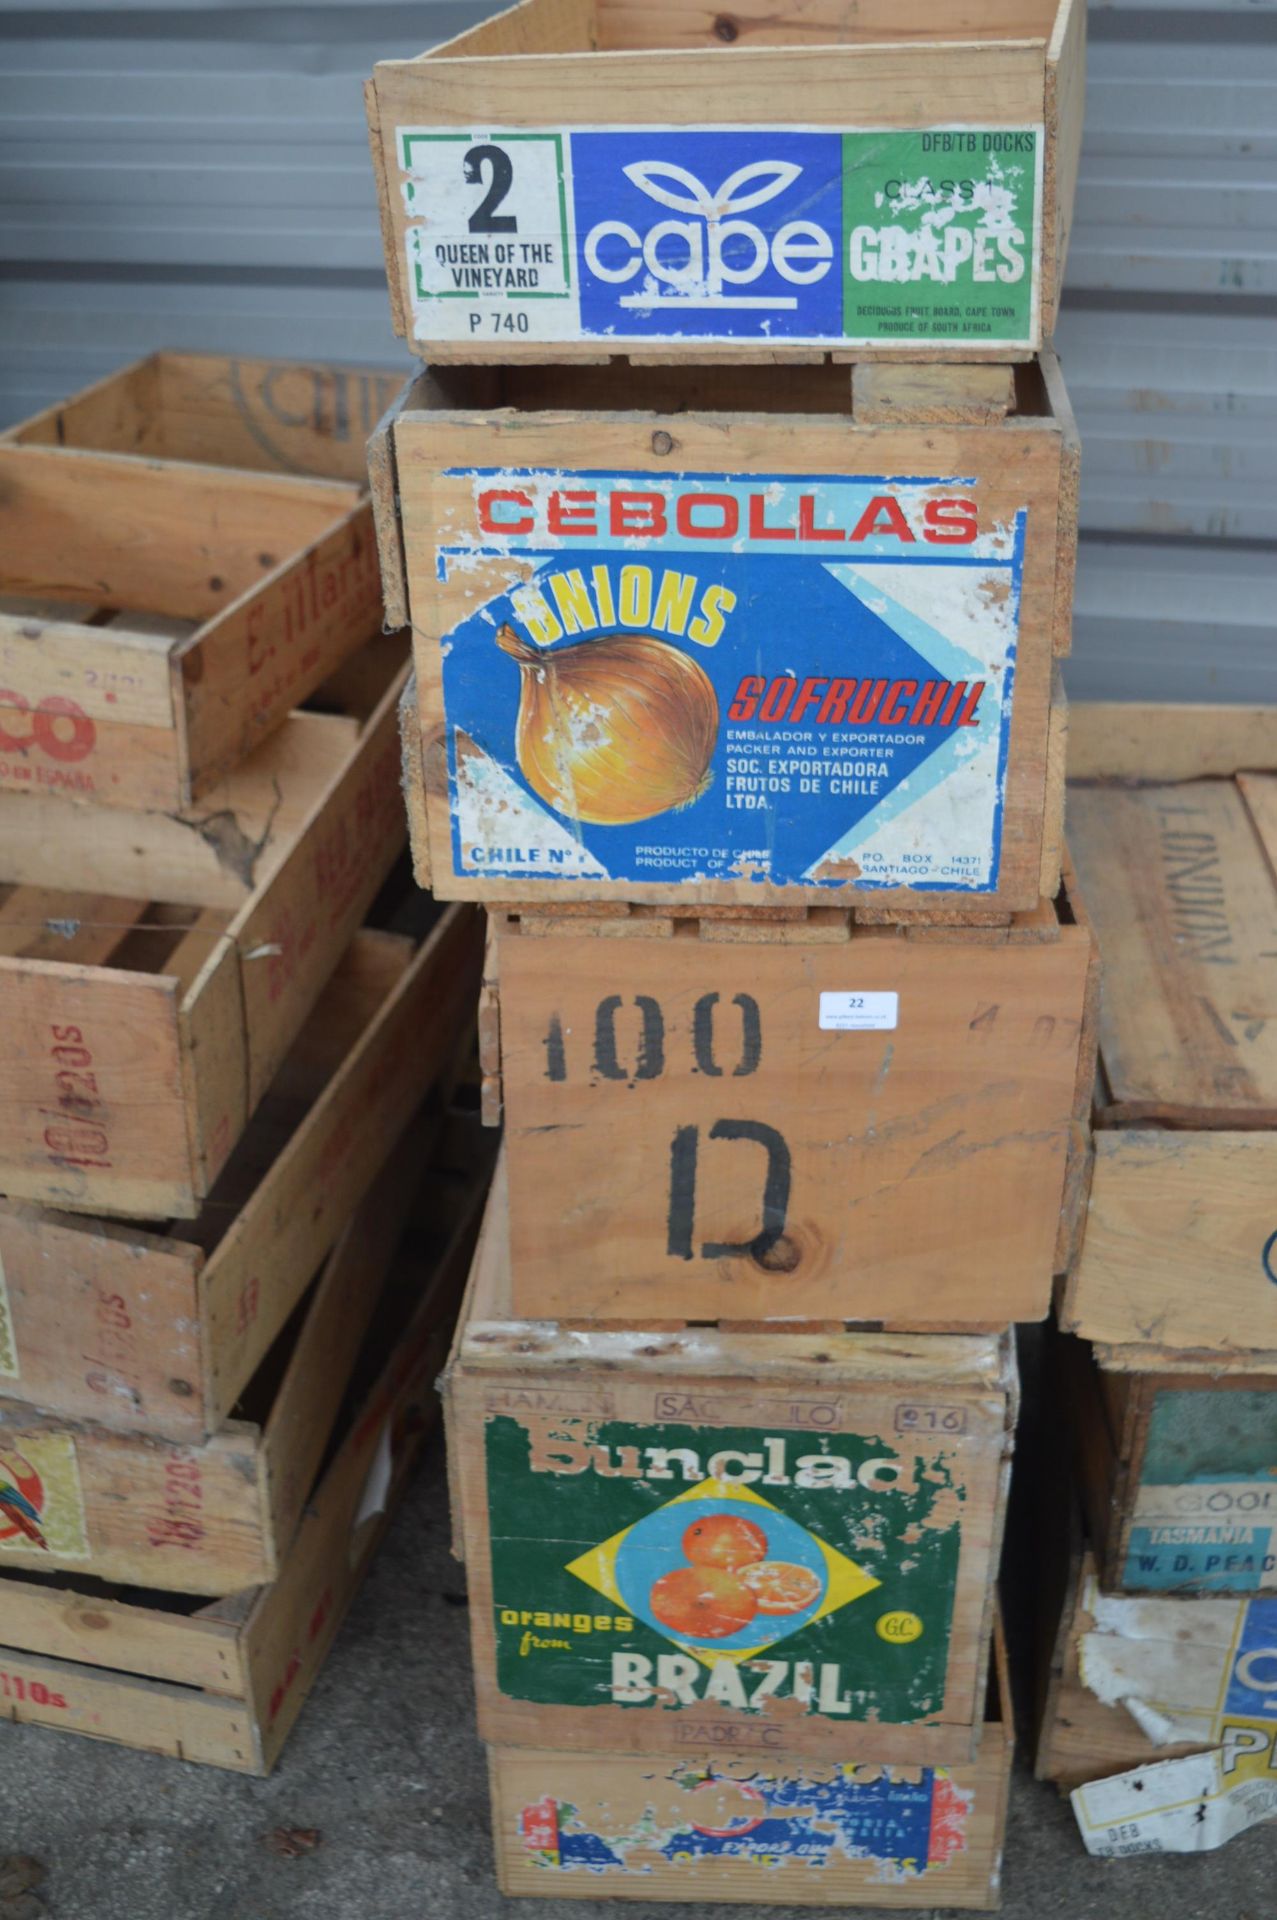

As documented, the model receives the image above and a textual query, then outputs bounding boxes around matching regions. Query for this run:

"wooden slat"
[0,888,147,965]
[1069,781,1277,1123]
[1063,1131,1277,1354]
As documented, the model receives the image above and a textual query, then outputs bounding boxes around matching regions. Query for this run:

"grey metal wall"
[2,0,1273,701]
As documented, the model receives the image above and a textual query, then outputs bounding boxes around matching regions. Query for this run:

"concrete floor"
[3,1438,1274,1920]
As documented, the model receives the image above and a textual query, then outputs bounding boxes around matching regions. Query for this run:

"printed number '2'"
[465,145,516,233]
[668,1120,792,1265]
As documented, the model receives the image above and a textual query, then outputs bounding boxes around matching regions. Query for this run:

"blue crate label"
[1124,1390,1277,1592]
[397,126,1042,349]
[517,1761,973,1876]
[437,470,1024,893]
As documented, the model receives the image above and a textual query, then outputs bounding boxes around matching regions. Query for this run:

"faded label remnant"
[484,1413,962,1728]
[519,1758,972,1874]
[0,1432,89,1559]
[1073,1747,1277,1856]
[437,470,1023,893]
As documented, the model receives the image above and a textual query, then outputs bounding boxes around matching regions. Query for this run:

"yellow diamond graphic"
[565,1477,880,1667]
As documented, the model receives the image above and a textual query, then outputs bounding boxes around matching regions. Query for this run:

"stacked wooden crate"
[365,1,1090,1902]
[1036,704,1277,1855]
[0,355,488,1771]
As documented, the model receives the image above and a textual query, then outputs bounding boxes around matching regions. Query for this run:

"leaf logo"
[624,160,802,222]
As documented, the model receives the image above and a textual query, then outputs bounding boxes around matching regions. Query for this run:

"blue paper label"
[437,467,1023,892]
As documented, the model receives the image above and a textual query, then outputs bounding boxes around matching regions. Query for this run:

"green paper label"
[485,1414,960,1725]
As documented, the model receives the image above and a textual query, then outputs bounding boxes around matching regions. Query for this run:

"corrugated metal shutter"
[1,0,1273,701]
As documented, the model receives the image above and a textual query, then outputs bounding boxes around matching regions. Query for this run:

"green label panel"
[485,1415,961,1724]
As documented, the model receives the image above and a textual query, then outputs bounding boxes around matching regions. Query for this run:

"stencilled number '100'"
[542,991,793,1265]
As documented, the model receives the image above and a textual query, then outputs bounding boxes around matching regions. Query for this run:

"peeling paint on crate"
[1078,1578,1277,1775]
[484,1414,962,1727]
[517,1758,973,1876]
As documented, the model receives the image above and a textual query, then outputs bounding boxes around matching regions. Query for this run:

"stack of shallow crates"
[1035,703,1277,1855]
[366,0,1090,1903]
[0,354,486,1771]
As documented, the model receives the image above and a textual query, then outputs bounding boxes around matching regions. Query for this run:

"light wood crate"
[0,1135,489,1772]
[1062,702,1277,1353]
[0,672,408,1220]
[443,1159,1016,1765]
[366,0,1084,362]
[378,354,1076,917]
[2,351,407,487]
[0,443,383,808]
[475,865,1097,1328]
[0,921,480,1594]
[490,1617,1012,1908]
[0,908,482,1442]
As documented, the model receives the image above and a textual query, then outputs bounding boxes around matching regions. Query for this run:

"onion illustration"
[495,623,718,827]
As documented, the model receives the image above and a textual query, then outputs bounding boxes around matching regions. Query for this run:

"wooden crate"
[0,1131,489,1771]
[0,907,482,1441]
[1034,1537,1277,1793]
[0,921,480,1593]
[444,1160,1016,1765]
[2,352,406,486]
[489,1616,1012,1908]
[1061,703,1277,1353]
[0,673,408,1220]
[477,872,1097,1328]
[365,0,1084,363]
[0,444,383,808]
[1065,1333,1277,1599]
[376,353,1075,916]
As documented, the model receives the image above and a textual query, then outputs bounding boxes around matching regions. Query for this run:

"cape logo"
[565,1476,880,1667]
[583,160,833,312]
[0,1435,90,1560]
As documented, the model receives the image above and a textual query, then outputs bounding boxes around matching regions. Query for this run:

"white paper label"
[1072,1749,1277,1856]
[819,991,898,1032]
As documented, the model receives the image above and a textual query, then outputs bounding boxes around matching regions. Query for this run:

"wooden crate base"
[490,1614,1011,1908]
[0,1134,489,1772]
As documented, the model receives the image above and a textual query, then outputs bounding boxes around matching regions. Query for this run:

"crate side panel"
[0,963,195,1217]
[499,927,1090,1324]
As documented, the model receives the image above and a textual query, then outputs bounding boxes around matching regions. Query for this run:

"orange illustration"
[650,1565,759,1639]
[740,1559,824,1617]
[682,1513,768,1573]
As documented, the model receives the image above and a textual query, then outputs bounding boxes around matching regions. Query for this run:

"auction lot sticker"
[397,124,1043,349]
